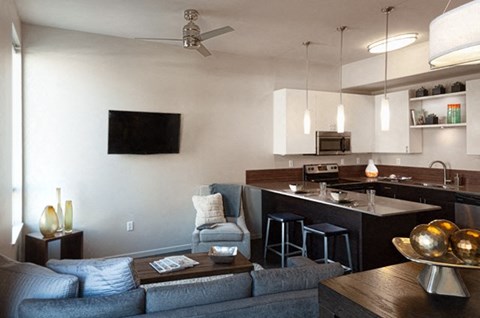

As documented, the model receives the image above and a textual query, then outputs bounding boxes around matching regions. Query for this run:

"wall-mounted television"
[108,110,181,154]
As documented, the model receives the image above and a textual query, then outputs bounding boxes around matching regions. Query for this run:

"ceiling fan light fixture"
[429,1,480,69]
[368,33,418,53]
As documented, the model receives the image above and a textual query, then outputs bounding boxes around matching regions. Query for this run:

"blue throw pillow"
[0,253,78,318]
[46,257,139,297]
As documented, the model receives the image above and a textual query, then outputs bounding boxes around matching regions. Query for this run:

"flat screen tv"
[108,110,181,154]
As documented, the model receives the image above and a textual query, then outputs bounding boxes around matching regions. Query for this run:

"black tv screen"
[108,110,181,154]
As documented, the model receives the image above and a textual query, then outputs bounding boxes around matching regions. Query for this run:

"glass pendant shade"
[381,97,390,131]
[337,104,345,133]
[303,109,311,135]
[429,1,480,69]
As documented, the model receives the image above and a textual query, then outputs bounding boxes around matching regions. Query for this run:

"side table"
[25,230,83,266]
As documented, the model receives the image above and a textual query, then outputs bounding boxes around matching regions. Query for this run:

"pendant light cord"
[303,41,311,110]
[443,0,452,13]
[382,7,393,99]
[337,26,346,104]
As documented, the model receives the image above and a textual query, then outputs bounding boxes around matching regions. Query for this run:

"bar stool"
[303,223,353,273]
[264,212,305,267]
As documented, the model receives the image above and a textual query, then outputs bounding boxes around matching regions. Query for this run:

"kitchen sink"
[412,182,458,190]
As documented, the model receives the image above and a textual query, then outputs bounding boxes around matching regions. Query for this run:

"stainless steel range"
[303,163,355,184]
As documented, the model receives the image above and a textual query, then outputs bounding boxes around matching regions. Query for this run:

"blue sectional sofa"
[0,253,344,318]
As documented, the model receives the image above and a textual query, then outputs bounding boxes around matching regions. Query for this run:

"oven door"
[316,131,351,155]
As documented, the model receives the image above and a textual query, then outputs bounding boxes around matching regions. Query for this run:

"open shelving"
[409,91,466,129]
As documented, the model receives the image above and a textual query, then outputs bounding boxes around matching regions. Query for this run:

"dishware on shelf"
[330,190,348,202]
[392,237,480,297]
[208,246,238,264]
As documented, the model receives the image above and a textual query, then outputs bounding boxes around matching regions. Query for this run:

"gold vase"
[64,200,73,233]
[39,205,59,238]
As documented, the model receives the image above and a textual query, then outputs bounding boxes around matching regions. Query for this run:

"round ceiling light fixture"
[367,33,418,54]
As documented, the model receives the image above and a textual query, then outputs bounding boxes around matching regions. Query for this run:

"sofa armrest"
[18,288,145,318]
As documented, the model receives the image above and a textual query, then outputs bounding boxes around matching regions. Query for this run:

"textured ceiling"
[15,0,473,65]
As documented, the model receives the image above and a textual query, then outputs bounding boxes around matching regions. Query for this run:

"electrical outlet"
[396,158,401,165]
[356,158,360,164]
[340,159,345,165]
[288,160,294,168]
[126,221,134,232]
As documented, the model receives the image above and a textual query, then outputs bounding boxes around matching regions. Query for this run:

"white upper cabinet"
[466,79,480,155]
[374,90,422,153]
[273,88,374,155]
[273,89,316,155]
[343,94,374,153]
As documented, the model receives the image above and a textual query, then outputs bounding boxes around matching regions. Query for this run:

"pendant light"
[303,41,311,135]
[381,7,394,132]
[429,0,480,69]
[337,26,347,134]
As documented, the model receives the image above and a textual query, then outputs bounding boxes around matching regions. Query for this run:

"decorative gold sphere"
[428,219,459,238]
[410,224,448,258]
[450,229,480,265]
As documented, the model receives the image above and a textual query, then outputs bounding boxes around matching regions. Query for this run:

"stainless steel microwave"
[316,131,351,155]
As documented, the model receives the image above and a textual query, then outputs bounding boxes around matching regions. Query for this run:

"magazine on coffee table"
[150,255,199,274]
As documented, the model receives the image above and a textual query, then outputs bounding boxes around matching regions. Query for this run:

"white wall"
[0,0,21,259]
[22,24,341,258]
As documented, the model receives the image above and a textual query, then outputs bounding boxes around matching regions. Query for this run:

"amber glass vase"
[39,205,59,238]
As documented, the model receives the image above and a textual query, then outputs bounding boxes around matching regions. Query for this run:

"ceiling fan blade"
[135,37,182,42]
[199,26,234,41]
[196,43,211,57]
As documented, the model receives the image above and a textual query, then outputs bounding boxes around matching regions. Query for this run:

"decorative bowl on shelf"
[289,183,304,192]
[330,190,348,202]
[208,246,237,264]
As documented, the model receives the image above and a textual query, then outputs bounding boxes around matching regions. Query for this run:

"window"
[11,24,23,244]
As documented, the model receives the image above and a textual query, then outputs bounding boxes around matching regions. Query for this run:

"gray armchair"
[191,184,251,259]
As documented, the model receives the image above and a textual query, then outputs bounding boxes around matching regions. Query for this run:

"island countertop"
[249,181,441,217]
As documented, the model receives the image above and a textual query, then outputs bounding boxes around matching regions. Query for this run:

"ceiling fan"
[137,9,234,57]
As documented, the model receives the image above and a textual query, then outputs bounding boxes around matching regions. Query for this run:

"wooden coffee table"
[133,252,253,284]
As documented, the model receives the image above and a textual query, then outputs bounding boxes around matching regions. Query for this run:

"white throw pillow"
[192,193,226,227]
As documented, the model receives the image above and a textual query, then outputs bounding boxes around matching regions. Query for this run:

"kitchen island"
[252,182,447,271]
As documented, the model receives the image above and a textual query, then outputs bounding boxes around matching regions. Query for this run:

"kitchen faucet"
[428,160,450,186]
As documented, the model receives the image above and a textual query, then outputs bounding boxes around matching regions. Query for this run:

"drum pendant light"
[429,1,480,69]
[381,7,394,132]
[303,41,311,135]
[337,26,347,134]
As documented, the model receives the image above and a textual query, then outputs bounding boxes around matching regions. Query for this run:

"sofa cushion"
[46,257,138,297]
[251,262,344,297]
[192,193,226,227]
[140,289,318,318]
[0,253,78,318]
[145,272,252,313]
[198,222,244,242]
[18,288,145,318]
